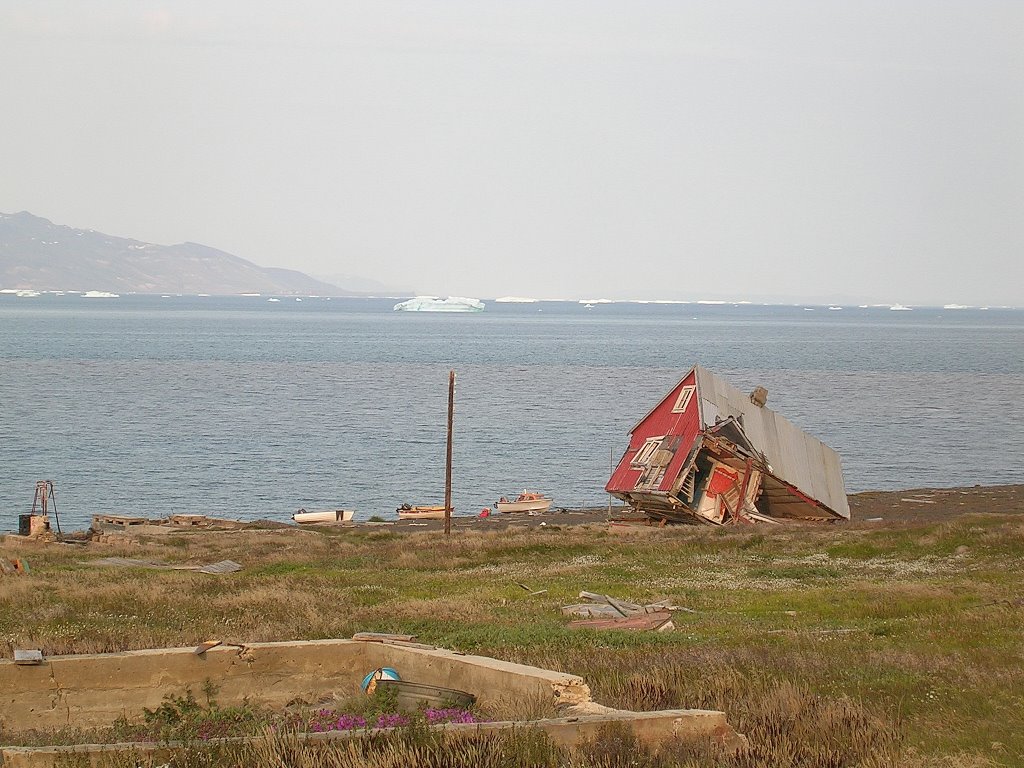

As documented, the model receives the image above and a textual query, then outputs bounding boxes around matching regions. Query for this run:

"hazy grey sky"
[1,1,1021,304]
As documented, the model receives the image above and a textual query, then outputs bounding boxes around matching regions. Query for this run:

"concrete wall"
[0,639,745,767]
[0,639,591,733]
[1,712,746,768]
[359,642,592,711]
[1,640,369,732]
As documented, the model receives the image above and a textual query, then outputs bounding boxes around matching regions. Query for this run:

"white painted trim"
[671,385,696,413]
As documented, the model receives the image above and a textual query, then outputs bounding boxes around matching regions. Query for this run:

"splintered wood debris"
[515,581,548,596]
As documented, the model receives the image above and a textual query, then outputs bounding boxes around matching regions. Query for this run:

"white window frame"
[671,385,696,413]
[631,436,664,468]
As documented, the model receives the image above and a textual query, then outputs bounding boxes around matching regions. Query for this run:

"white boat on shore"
[292,508,354,524]
[495,492,553,514]
[396,504,449,520]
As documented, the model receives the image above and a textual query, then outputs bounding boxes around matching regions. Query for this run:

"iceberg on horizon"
[393,296,485,312]
[494,296,538,303]
[630,299,691,305]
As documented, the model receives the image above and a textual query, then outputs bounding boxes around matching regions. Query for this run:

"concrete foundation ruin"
[0,638,745,766]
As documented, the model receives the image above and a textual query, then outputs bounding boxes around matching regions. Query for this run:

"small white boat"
[396,504,449,520]
[292,508,354,524]
[495,492,553,514]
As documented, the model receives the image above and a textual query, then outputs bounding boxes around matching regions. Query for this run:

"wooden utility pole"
[444,370,455,536]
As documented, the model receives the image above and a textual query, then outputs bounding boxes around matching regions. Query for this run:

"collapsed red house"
[605,366,850,524]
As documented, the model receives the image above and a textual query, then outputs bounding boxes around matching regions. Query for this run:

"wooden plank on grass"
[645,599,697,614]
[579,591,644,615]
[606,596,641,617]
[197,560,242,574]
[561,604,623,618]
[568,611,673,632]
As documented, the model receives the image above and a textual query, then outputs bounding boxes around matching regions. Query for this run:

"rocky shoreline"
[11,485,1021,543]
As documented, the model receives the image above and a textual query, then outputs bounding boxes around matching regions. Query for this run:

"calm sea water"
[2,295,1022,531]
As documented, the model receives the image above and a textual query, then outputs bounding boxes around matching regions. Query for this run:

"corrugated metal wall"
[693,366,850,518]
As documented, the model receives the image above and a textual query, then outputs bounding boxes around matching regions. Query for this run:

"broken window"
[631,437,664,468]
[671,385,696,413]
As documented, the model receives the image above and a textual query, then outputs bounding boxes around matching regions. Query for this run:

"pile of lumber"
[562,591,693,632]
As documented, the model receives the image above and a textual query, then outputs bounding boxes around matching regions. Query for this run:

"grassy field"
[2,504,1023,767]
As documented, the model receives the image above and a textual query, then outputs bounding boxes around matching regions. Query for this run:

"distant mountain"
[0,211,350,295]
[313,272,413,296]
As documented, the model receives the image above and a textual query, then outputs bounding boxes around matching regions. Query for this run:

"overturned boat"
[292,509,354,524]
[605,365,849,525]
[396,504,448,520]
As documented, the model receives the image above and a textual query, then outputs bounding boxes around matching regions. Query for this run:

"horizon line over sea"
[1,288,1018,311]
[2,295,1022,531]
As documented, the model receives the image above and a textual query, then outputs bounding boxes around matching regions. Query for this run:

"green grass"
[2,512,1023,766]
